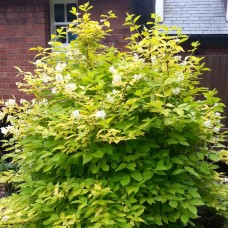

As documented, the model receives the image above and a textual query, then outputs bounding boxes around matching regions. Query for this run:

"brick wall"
[80,0,132,51]
[0,0,132,100]
[0,0,50,100]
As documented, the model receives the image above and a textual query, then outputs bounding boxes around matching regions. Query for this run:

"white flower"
[56,73,64,83]
[112,90,119,95]
[215,112,221,117]
[35,60,42,65]
[1,126,14,135]
[133,74,142,81]
[214,103,218,107]
[112,74,122,85]
[32,99,36,105]
[1,127,8,135]
[55,62,66,72]
[133,53,139,60]
[5,99,16,107]
[2,215,9,221]
[65,83,76,92]
[65,74,71,82]
[41,73,49,83]
[106,94,114,103]
[172,87,180,95]
[109,66,117,74]
[51,88,57,94]
[174,55,181,61]
[20,99,26,104]
[72,110,80,118]
[95,110,106,119]
[151,56,156,63]
[204,120,212,128]
[213,127,220,132]
[176,76,184,82]
[176,72,184,82]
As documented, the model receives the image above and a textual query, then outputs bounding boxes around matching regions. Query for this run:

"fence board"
[201,56,228,127]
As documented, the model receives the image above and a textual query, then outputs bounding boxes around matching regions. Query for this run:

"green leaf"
[130,171,142,182]
[188,205,197,215]
[164,78,173,86]
[191,198,204,206]
[116,163,127,171]
[184,166,199,177]
[156,160,167,170]
[188,188,201,198]
[126,185,139,195]
[104,20,110,27]
[139,144,150,153]
[143,170,153,181]
[208,153,220,162]
[167,138,178,145]
[127,163,136,171]
[180,214,189,224]
[173,169,185,175]
[94,149,104,158]
[179,141,190,146]
[101,162,109,171]
[172,157,184,164]
[83,153,93,164]
[133,15,141,23]
[120,175,130,186]
[169,201,178,208]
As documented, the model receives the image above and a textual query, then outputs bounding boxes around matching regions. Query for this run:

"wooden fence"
[200,55,228,127]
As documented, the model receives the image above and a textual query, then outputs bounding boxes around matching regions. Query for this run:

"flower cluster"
[95,110,106,119]
[109,66,122,85]
[1,125,15,135]
[172,87,180,95]
[5,99,16,107]
[65,83,77,92]
[72,110,80,119]
[55,62,67,73]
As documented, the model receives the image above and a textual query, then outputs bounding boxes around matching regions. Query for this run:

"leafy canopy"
[0,2,227,227]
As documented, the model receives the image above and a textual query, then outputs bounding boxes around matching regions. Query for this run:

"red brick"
[0,0,131,100]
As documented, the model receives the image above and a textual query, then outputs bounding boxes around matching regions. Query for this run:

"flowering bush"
[0,3,228,227]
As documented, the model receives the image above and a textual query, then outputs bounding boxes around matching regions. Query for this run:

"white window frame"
[155,0,164,22]
[226,0,228,22]
[50,0,78,44]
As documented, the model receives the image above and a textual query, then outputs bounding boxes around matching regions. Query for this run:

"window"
[50,0,78,44]
[130,0,164,25]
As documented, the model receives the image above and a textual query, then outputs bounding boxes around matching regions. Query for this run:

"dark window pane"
[55,4,65,22]
[67,3,77,22]
[56,25,66,43]
[68,32,78,42]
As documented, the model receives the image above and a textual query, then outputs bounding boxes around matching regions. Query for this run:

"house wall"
[0,0,50,100]
[0,0,132,101]
[80,0,131,51]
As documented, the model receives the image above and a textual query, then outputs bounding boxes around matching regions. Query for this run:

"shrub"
[0,3,227,227]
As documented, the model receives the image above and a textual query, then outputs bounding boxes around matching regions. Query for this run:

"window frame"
[50,0,78,44]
